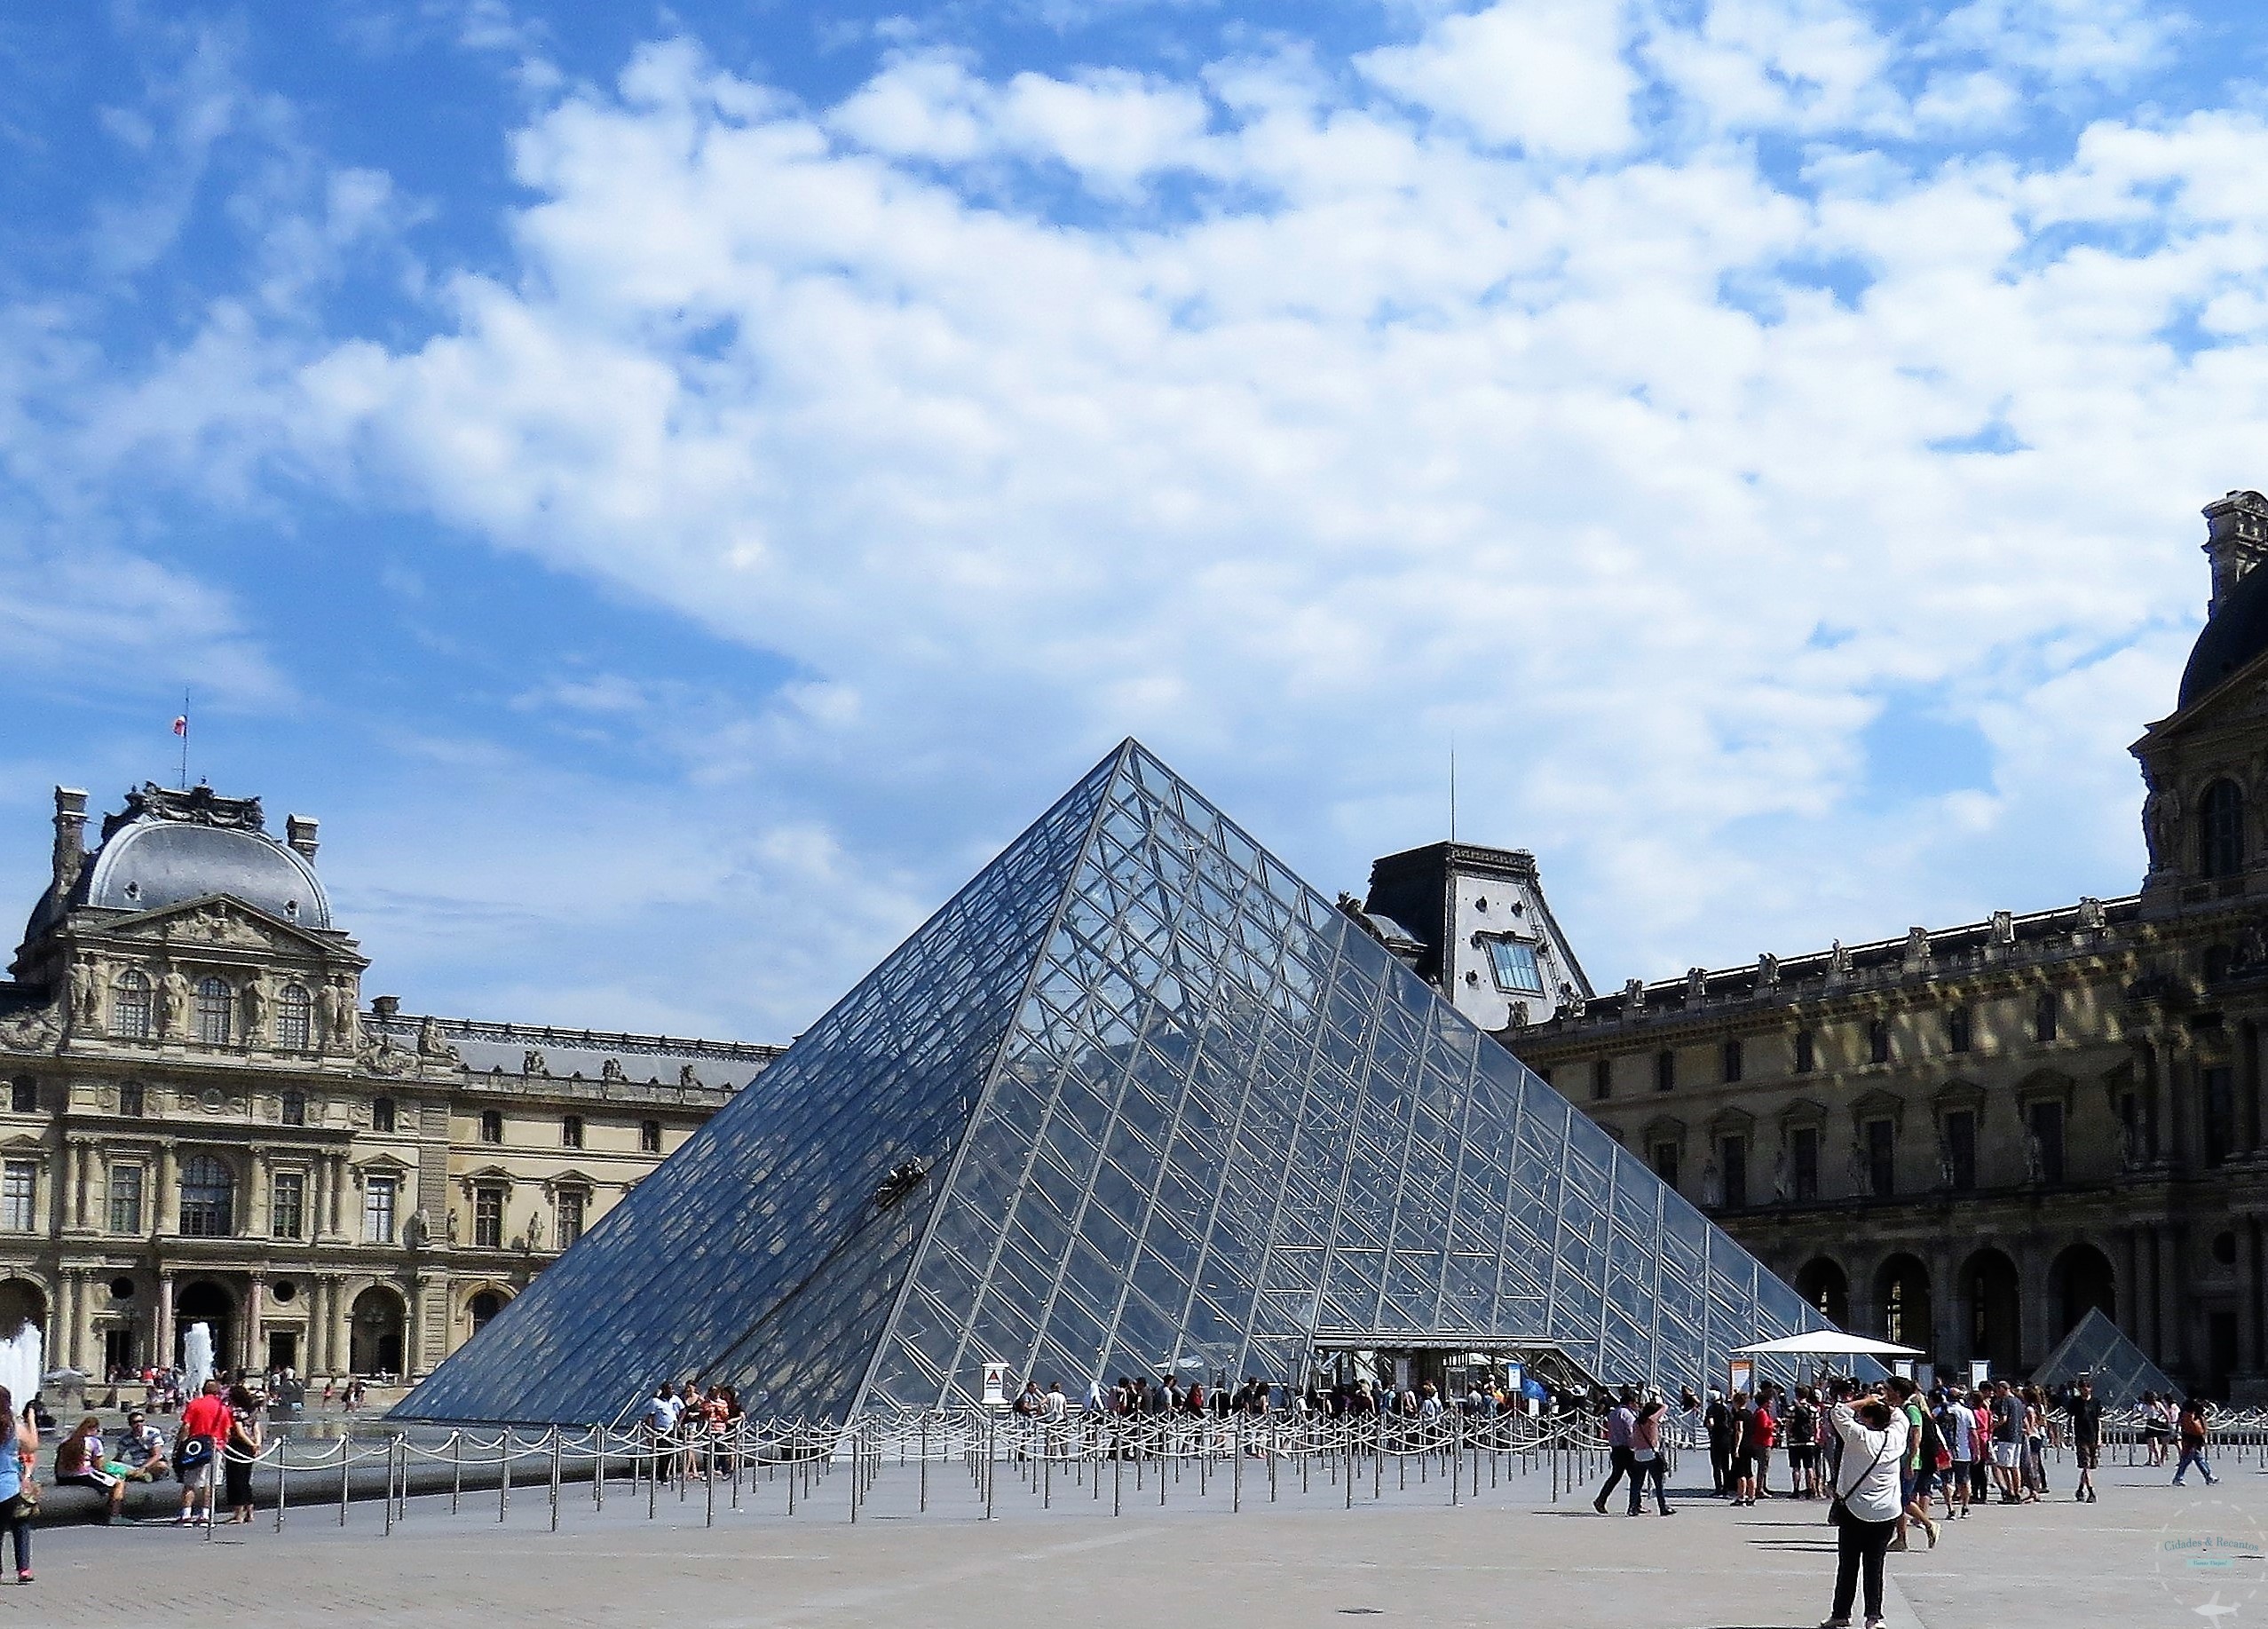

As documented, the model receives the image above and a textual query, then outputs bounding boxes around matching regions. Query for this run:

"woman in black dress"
[223,1384,264,1523]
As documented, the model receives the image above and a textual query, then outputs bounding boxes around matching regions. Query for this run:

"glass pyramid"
[2031,1309,2177,1404]
[397,741,1822,1427]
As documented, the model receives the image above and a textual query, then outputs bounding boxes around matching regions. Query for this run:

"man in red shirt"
[176,1380,231,1526]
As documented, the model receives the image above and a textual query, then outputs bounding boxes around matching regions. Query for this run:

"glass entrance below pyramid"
[398,741,1823,1429]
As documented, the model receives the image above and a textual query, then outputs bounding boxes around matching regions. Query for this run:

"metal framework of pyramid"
[2031,1309,2177,1404]
[397,741,1822,1427]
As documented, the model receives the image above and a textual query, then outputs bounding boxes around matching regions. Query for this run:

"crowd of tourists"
[1586,1372,2223,1629]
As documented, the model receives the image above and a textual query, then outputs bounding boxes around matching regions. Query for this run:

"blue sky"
[4,0,2266,1040]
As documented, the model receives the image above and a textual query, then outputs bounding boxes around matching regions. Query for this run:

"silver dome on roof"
[76,782,330,929]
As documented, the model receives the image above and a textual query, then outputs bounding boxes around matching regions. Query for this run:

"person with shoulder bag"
[1820,1388,1909,1629]
[0,1386,39,1584]
[175,1378,230,1526]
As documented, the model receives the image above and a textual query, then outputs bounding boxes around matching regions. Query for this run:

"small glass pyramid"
[398,741,1821,1427]
[2031,1309,2177,1404]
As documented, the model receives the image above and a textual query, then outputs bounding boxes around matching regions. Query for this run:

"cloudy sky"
[2,0,2261,1040]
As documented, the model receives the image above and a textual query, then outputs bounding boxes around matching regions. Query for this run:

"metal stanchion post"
[340,1428,352,1528]
[551,1427,563,1533]
[501,1428,512,1522]
[274,1438,288,1534]
[453,1432,463,1515]
[596,1428,606,1512]
[383,1438,396,1538]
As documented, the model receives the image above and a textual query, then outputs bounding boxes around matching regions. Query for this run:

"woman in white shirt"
[1821,1391,1911,1629]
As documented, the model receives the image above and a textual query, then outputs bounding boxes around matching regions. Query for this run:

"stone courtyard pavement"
[14,1454,2265,1628]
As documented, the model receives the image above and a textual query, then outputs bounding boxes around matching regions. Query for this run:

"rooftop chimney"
[285,814,320,860]
[2203,490,2268,616]
[51,787,88,902]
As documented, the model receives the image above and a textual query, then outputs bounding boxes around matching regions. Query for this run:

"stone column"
[154,1142,178,1237]
[2159,1225,2185,1372]
[327,1156,345,1239]
[248,1150,268,1238]
[155,1271,176,1370]
[53,1271,75,1371]
[311,1159,329,1244]
[2240,1221,2264,1379]
[244,1274,265,1372]
[2017,1237,2048,1372]
[1929,1245,1958,1369]
[331,1279,354,1378]
[69,1143,89,1231]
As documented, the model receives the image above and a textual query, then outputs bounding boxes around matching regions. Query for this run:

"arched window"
[2201,779,2247,878]
[194,977,233,1046]
[112,969,153,1040]
[371,1096,396,1134]
[561,1114,584,1150]
[468,1290,503,1333]
[277,984,312,1051]
[478,1110,502,1144]
[178,1155,234,1237]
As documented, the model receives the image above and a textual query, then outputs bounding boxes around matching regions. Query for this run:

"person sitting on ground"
[115,1411,168,1482]
[52,1417,126,1522]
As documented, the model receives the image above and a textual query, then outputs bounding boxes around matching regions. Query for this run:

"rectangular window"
[1,1161,34,1231]
[562,1115,584,1150]
[1868,1020,1891,1064]
[362,1174,397,1244]
[1793,1029,1816,1074]
[272,1172,304,1240]
[1484,937,1545,995]
[1721,1040,1742,1084]
[1945,1110,1977,1192]
[1790,1127,1819,1201]
[1655,1050,1676,1092]
[281,1090,304,1127]
[119,1082,145,1118]
[6,1079,32,1114]
[1719,1137,1748,1210]
[2035,990,2059,1043]
[639,1120,662,1154]
[2029,1099,2067,1184]
[1592,1059,1612,1101]
[107,1163,144,1234]
[1947,1007,1972,1054]
[1865,1118,1895,1198]
[557,1189,587,1248]
[1650,1142,1679,1188]
[2204,1067,2236,1166]
[474,1186,503,1249]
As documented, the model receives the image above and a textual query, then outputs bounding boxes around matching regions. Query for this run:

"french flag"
[171,716,188,737]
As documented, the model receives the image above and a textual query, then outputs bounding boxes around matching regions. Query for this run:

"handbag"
[1829,1435,1893,1527]
[6,1476,39,1519]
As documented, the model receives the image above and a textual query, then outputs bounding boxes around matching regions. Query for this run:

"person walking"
[2068,1377,2104,1503]
[175,1377,231,1526]
[2141,1390,2174,1467]
[1937,1388,1973,1519]
[1593,1388,1640,1513]
[1885,1377,1939,1550]
[0,1388,36,1584]
[1820,1387,1910,1629]
[2173,1397,2218,1487]
[1625,1398,1674,1515]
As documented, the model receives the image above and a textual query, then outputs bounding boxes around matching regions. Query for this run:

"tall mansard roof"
[24,782,331,953]
[2180,489,2268,710]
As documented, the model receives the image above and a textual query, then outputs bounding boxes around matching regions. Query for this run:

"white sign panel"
[981,1362,1010,1407]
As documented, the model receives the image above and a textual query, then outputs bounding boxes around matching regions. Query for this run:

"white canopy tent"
[1733,1332,1924,1358]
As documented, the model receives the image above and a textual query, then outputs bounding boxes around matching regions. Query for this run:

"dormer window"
[1482,937,1545,995]
[278,984,312,1051]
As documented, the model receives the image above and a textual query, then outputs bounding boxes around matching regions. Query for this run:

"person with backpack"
[1783,1388,1821,1499]
[2068,1377,2104,1503]
[1704,1388,1735,1497]
[2173,1396,2218,1487]
[1885,1376,1939,1550]
[174,1378,230,1527]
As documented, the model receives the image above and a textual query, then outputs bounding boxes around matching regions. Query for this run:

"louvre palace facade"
[0,781,776,1382]
[1367,490,2268,1399]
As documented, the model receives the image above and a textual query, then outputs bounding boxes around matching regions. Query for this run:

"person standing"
[1784,1388,1821,1499]
[1704,1388,1735,1497]
[0,1388,36,1584]
[1625,1399,1674,1515]
[1987,1380,2024,1504]
[1937,1388,1973,1519]
[2068,1377,2104,1503]
[1593,1387,1640,1514]
[1730,1391,1761,1506]
[2141,1390,2174,1467]
[175,1378,231,1527]
[223,1385,263,1525]
[1820,1388,1910,1629]
[2173,1397,2218,1487]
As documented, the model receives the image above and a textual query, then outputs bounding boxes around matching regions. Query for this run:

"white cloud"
[1363,1,1640,159]
[41,5,2268,1023]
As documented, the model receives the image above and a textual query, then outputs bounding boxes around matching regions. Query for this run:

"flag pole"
[178,688,191,789]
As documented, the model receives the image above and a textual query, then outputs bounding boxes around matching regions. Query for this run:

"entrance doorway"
[266,1330,300,1373]
[175,1280,234,1372]
[103,1325,137,1377]
[349,1286,406,1378]
[1962,1249,2021,1376]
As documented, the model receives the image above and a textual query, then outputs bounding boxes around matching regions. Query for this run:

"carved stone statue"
[1771,1148,1789,1204]
[67,960,99,1027]
[417,1017,458,1062]
[2025,1126,2044,1183]
[446,1209,461,1245]
[601,1056,627,1083]
[1755,953,1780,990]
[1827,940,1851,979]
[159,969,191,1040]
[677,1063,699,1088]
[404,1208,431,1249]
[242,977,271,1044]
[523,1048,549,1077]
[1846,1137,1869,1196]
[528,1210,548,1252]
[319,977,358,1049]
[1622,977,1647,1014]
[1937,1137,1956,1191]
[1684,967,1707,1001]
[2117,1118,2138,1174]
[1699,1159,1723,1208]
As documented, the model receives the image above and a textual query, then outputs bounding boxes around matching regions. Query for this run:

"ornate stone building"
[1466,490,2268,1398]
[0,782,777,1382]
